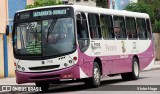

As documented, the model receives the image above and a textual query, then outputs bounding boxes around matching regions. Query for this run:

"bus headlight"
[18,65,21,69]
[69,60,73,64]
[64,63,68,67]
[22,67,25,71]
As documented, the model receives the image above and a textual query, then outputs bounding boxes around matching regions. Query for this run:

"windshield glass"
[13,18,75,57]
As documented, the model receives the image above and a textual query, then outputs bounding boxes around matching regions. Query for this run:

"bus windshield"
[13,17,76,57]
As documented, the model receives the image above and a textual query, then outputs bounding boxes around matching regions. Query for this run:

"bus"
[12,5,154,91]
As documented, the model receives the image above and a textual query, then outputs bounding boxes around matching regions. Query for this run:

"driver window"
[76,12,89,39]
[76,12,90,52]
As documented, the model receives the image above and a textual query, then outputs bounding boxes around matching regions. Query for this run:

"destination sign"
[33,9,67,17]
[15,7,73,22]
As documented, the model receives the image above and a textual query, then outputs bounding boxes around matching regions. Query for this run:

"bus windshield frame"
[12,7,76,60]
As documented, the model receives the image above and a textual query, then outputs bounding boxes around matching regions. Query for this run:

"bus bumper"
[15,65,80,84]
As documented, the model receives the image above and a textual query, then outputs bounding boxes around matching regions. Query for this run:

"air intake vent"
[29,65,60,70]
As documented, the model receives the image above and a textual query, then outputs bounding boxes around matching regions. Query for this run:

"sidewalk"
[0,77,34,85]
[0,61,160,85]
[152,61,160,69]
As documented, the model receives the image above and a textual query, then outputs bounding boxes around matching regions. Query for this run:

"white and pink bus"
[12,5,154,91]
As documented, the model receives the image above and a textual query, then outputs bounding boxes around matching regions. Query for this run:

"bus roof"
[17,5,149,18]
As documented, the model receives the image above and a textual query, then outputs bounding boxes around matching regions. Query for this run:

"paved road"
[2,69,160,94]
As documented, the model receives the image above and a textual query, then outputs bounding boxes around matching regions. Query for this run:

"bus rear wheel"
[121,58,139,81]
[84,62,101,88]
[36,81,50,92]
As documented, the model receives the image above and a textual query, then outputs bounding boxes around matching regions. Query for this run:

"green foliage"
[125,2,154,22]
[26,0,62,9]
[139,0,160,20]
[153,20,160,33]
[96,0,108,8]
[124,2,160,33]
[139,0,160,10]
[26,5,35,9]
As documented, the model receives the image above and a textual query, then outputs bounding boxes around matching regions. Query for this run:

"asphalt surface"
[1,69,160,94]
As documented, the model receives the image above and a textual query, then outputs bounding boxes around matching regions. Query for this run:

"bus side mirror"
[6,25,9,36]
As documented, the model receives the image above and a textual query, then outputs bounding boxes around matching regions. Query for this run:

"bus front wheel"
[36,81,50,92]
[121,58,139,81]
[84,62,101,87]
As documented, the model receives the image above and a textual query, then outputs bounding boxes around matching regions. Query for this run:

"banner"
[109,0,137,10]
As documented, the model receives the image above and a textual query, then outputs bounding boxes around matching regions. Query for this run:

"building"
[68,0,96,6]
[0,0,37,78]
[27,0,96,6]
[0,0,7,78]
[61,0,69,4]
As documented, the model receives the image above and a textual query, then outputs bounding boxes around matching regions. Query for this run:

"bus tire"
[121,58,139,81]
[84,62,101,87]
[36,81,50,92]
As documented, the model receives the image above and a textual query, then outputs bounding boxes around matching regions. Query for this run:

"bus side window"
[100,14,114,39]
[136,18,148,39]
[146,19,151,39]
[126,17,137,39]
[77,20,88,39]
[76,13,89,39]
[88,13,102,39]
[113,16,126,39]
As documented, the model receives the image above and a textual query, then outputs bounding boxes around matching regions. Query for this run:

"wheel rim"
[94,67,100,83]
[134,61,139,76]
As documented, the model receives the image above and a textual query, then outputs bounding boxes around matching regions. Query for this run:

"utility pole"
[4,0,8,77]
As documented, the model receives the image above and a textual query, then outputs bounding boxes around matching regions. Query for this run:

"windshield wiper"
[47,18,57,43]
[20,26,25,48]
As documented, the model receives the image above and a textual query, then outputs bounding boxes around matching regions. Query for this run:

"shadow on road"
[27,77,148,93]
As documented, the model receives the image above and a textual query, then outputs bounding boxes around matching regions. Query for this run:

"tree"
[125,1,160,33]
[139,0,160,20]
[96,0,108,8]
[26,0,62,9]
[125,2,154,22]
